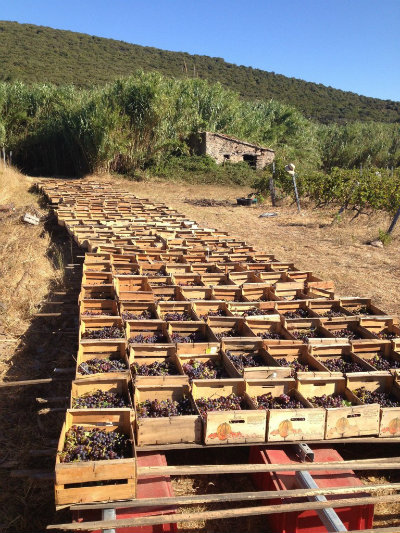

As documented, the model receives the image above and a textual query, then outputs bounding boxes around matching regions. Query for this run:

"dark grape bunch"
[82,326,124,339]
[257,331,284,340]
[131,360,179,376]
[283,309,309,319]
[321,309,347,318]
[164,312,193,321]
[377,329,397,340]
[353,386,400,407]
[121,310,153,320]
[275,358,309,376]
[178,281,202,286]
[114,270,140,276]
[227,351,265,372]
[322,357,363,373]
[200,309,226,319]
[81,311,113,316]
[331,328,362,340]
[59,425,130,463]
[72,389,128,408]
[129,333,166,344]
[292,328,321,342]
[78,358,128,375]
[241,307,268,317]
[171,331,205,343]
[349,306,373,315]
[255,392,303,410]
[85,294,113,300]
[365,354,400,371]
[137,397,195,418]
[308,394,351,408]
[214,326,241,340]
[196,393,247,417]
[182,359,227,381]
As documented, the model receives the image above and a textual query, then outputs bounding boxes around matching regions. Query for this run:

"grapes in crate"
[122,310,153,320]
[136,397,195,418]
[164,312,193,322]
[78,358,128,375]
[59,426,131,462]
[241,307,268,317]
[200,309,226,320]
[292,328,320,342]
[308,394,351,408]
[226,351,265,372]
[283,309,309,319]
[196,393,247,418]
[364,354,400,371]
[377,329,397,340]
[321,309,347,318]
[214,326,241,340]
[322,357,363,373]
[275,358,309,376]
[331,328,362,340]
[171,331,205,343]
[82,326,124,339]
[353,386,400,407]
[129,333,166,344]
[182,359,227,381]
[72,390,128,408]
[81,311,113,317]
[131,360,179,377]
[256,331,284,340]
[348,306,373,316]
[254,392,303,409]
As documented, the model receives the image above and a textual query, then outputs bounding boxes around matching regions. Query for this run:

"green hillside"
[0,21,399,124]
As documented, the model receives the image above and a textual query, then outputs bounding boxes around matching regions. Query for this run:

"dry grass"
[0,167,63,337]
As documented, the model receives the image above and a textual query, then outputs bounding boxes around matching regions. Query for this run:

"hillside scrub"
[0,72,399,179]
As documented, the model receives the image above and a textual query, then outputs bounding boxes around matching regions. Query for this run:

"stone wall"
[188,132,275,169]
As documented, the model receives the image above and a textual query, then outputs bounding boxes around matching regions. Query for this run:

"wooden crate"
[112,263,141,276]
[347,373,400,437]
[146,275,174,287]
[227,301,278,319]
[119,302,159,321]
[55,409,136,505]
[192,380,266,445]
[130,349,188,386]
[81,271,113,286]
[221,340,287,379]
[351,340,399,374]
[157,301,200,322]
[110,253,139,265]
[271,281,305,301]
[297,376,380,439]
[246,379,326,441]
[212,286,243,302]
[177,352,235,383]
[192,301,230,321]
[275,300,313,320]
[70,377,132,409]
[114,276,152,301]
[134,384,202,445]
[126,320,171,345]
[79,285,115,301]
[319,318,377,343]
[169,322,219,355]
[172,273,205,287]
[241,284,272,302]
[269,262,296,272]
[228,271,263,286]
[359,318,400,341]
[284,318,336,344]
[307,299,350,318]
[253,271,288,285]
[191,263,223,274]
[165,264,193,275]
[79,317,124,343]
[80,299,119,318]
[75,339,129,379]
[179,287,214,301]
[308,343,377,375]
[200,273,232,287]
[83,262,112,273]
[152,286,184,302]
[207,316,256,341]
[264,343,324,377]
[339,297,389,317]
[246,318,296,345]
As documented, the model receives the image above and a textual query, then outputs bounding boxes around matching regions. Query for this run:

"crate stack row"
[34,178,400,505]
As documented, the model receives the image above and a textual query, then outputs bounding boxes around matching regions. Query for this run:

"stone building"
[188,131,275,169]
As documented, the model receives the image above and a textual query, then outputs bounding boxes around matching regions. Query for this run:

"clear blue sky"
[1,0,399,101]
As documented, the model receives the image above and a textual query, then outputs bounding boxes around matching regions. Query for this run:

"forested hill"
[0,21,399,124]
